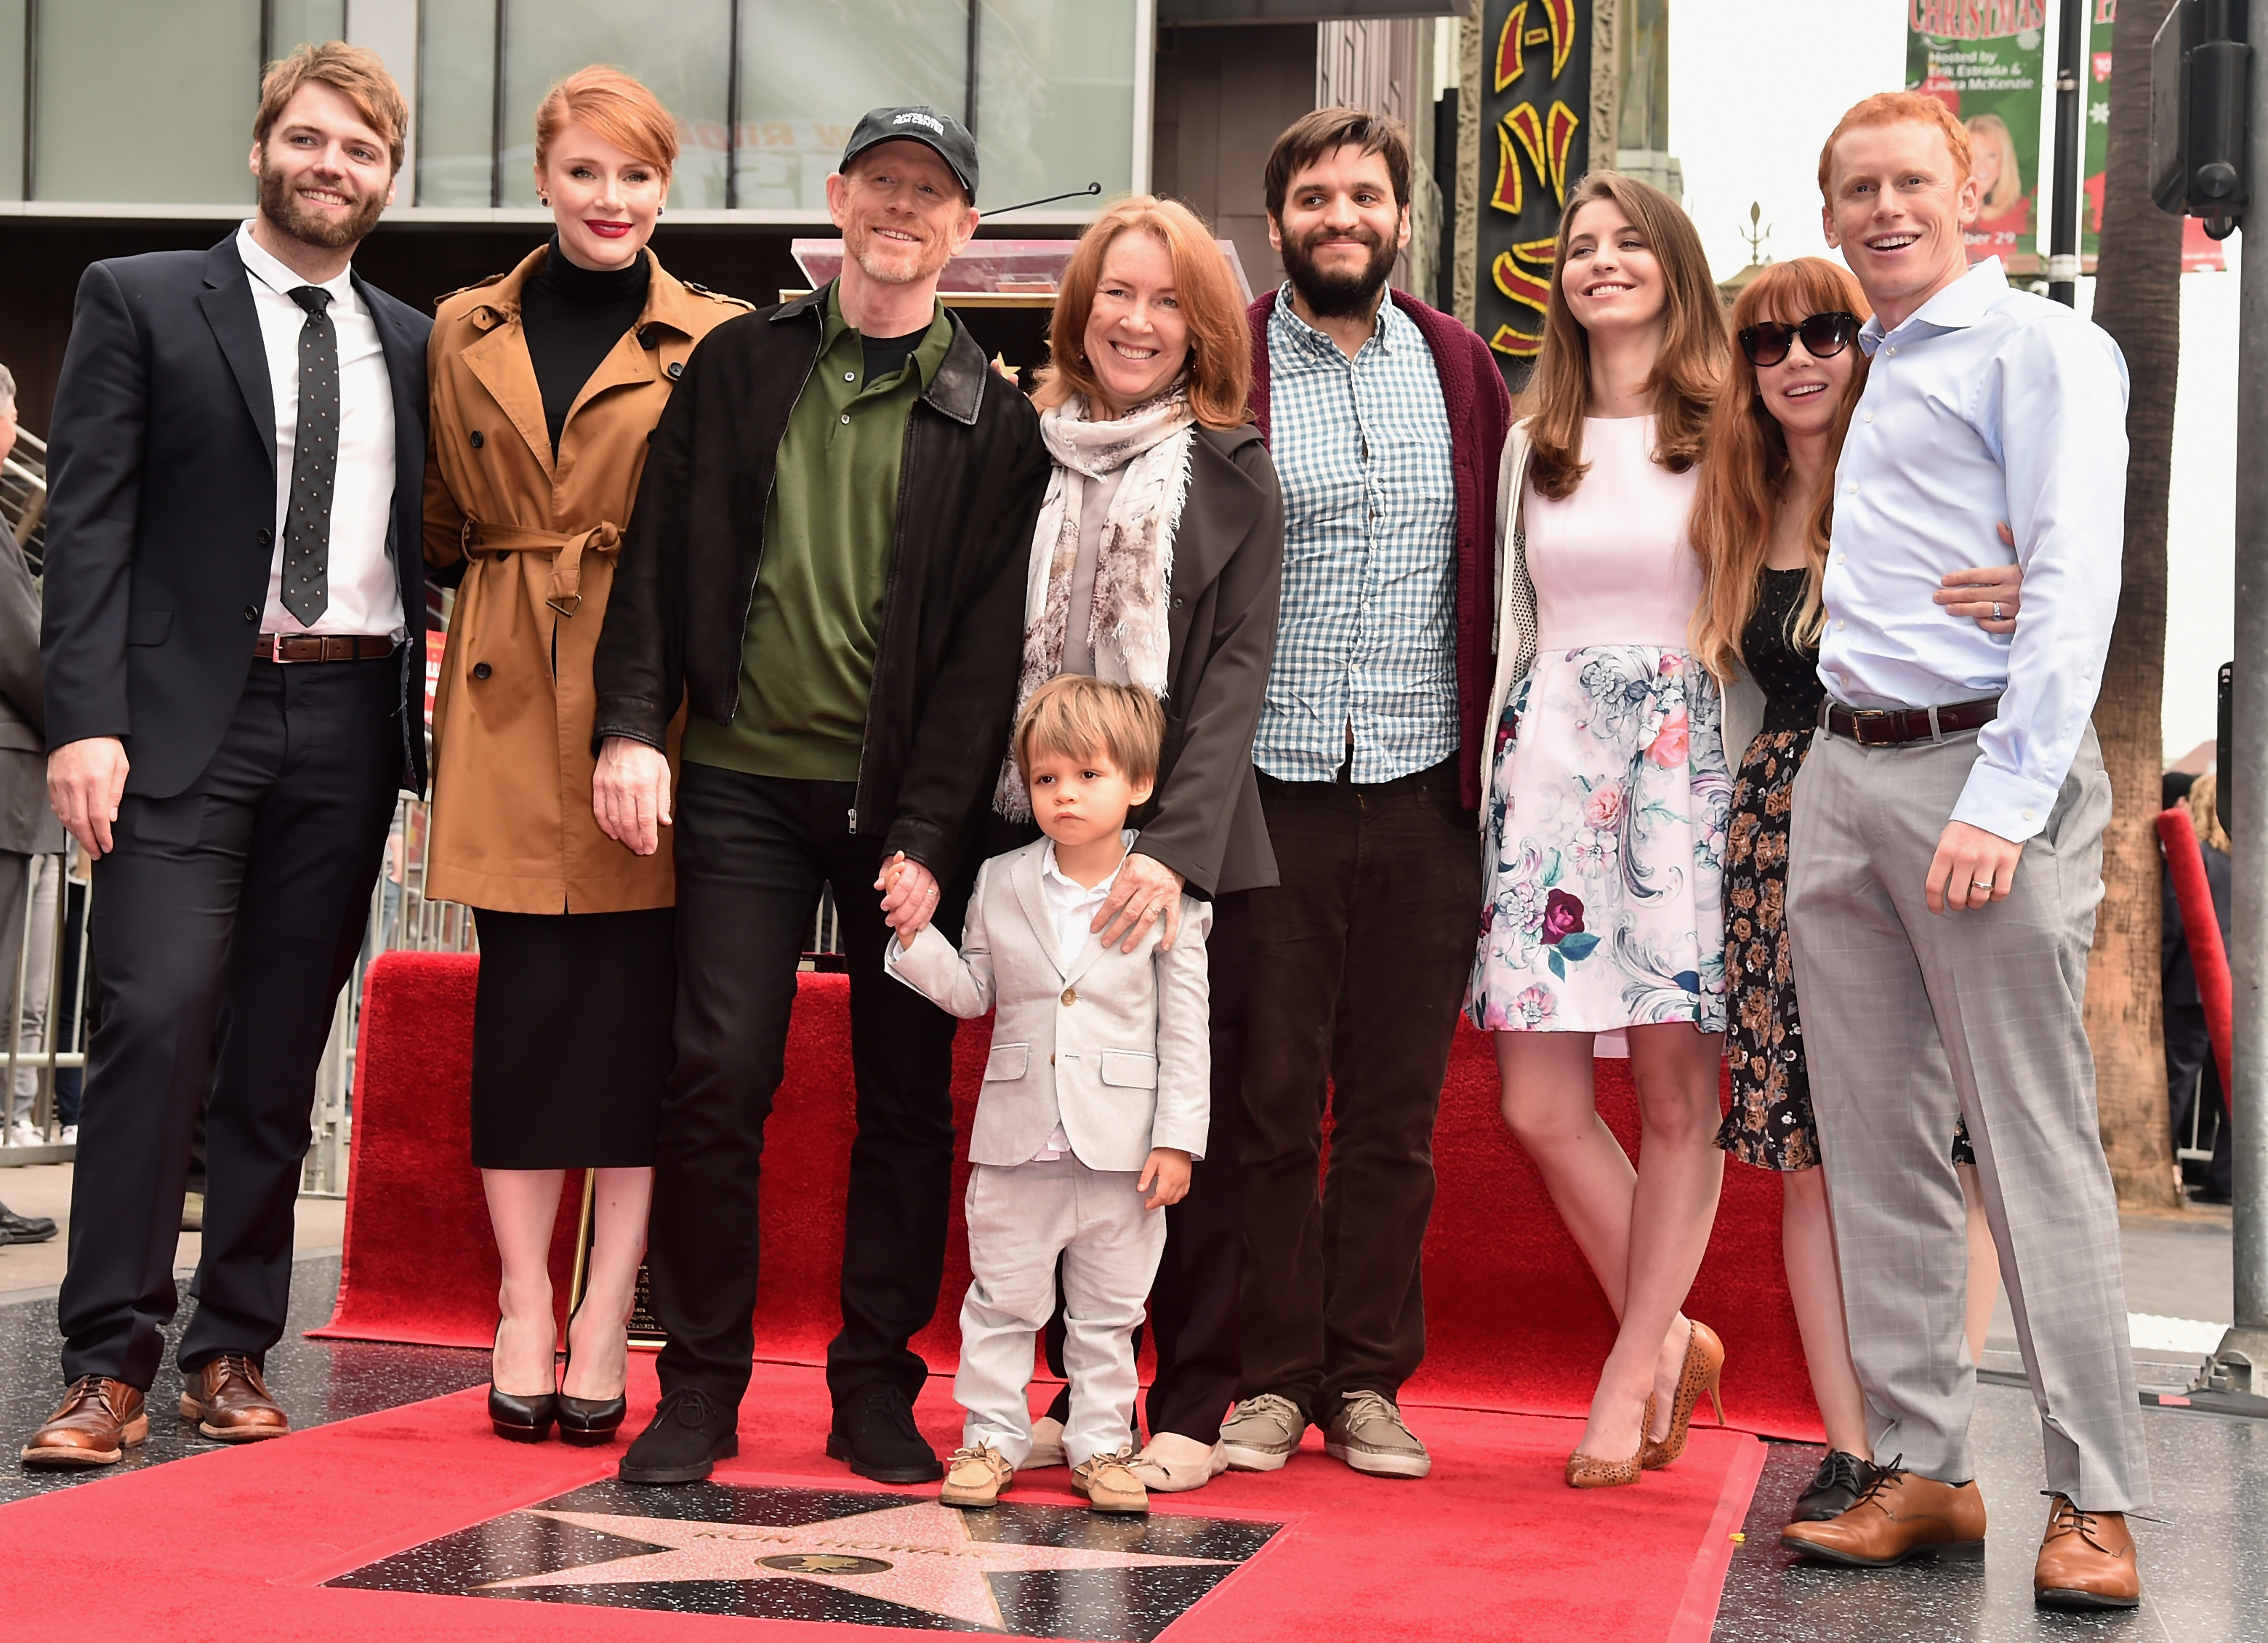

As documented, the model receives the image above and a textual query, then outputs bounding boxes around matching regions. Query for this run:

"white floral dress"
[1466,417,1732,1035]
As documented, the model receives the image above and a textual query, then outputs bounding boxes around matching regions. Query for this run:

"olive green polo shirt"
[682,284,956,782]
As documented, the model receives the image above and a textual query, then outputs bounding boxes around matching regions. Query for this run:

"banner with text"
[1907,2,2048,274]
[1477,0,1593,387]
[2080,0,2224,272]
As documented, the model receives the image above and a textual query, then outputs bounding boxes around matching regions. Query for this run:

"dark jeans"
[2166,1000,2232,1199]
[1044,891,1250,1442]
[60,657,399,1386]
[648,763,965,1413]
[1239,756,1479,1421]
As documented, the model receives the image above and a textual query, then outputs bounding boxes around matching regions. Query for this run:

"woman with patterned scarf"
[986,195,1284,1495]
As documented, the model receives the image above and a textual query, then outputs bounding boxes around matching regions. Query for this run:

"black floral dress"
[1713,568,1974,1170]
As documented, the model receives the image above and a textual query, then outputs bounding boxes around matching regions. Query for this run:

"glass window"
[976,0,1134,212]
[417,0,496,206]
[266,0,346,56]
[0,0,24,203]
[734,0,967,212]
[498,0,733,210]
[34,0,260,204]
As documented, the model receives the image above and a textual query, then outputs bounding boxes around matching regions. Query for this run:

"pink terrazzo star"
[477,1499,1234,1629]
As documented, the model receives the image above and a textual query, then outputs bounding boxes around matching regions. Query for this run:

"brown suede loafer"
[180,1353,291,1442]
[1780,1465,1987,1567]
[20,1376,149,1468]
[2034,1493,2142,1609]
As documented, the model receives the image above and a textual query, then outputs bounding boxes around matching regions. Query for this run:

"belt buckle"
[264,634,299,664]
[1847,709,1895,748]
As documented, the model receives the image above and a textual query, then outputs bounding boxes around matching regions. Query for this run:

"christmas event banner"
[1476,0,1593,382]
[1907,1,2048,274]
[2079,0,2224,272]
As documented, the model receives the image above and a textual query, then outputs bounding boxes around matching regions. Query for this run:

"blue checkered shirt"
[1255,286,1460,785]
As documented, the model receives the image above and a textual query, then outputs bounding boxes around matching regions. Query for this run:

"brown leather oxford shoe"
[2034,1493,2142,1609]
[1779,1464,1987,1567]
[20,1376,149,1468]
[179,1353,291,1442]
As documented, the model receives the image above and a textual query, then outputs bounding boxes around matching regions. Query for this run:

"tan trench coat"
[422,245,748,913]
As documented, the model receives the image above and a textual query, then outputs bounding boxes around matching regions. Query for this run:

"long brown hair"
[1688,257,1871,682]
[1527,172,1726,500]
[1033,196,1252,430]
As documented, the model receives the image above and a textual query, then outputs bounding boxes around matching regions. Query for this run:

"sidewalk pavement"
[0,1163,347,1295]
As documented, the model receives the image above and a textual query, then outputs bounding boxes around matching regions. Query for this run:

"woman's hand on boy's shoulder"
[1093,853,1185,952]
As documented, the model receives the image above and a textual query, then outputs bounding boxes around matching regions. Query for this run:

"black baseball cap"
[840,105,979,204]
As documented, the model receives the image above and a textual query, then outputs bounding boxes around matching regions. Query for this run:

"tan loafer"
[1780,1466,1986,1567]
[2034,1494,2141,1610]
[1073,1447,1149,1514]
[179,1353,291,1442]
[939,1444,1014,1509]
[21,1376,148,1469]
[1129,1431,1228,1493]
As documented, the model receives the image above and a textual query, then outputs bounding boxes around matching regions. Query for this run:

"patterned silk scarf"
[994,386,1197,819]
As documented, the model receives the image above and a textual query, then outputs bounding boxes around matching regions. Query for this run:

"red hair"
[1033,196,1252,431]
[1688,258,1872,682]
[534,66,678,180]
[1818,91,1974,204]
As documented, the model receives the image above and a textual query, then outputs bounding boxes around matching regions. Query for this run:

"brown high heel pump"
[1565,1395,1655,1489]
[1640,1320,1726,1471]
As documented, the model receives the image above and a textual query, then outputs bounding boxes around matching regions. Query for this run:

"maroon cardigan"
[1245,289,1513,811]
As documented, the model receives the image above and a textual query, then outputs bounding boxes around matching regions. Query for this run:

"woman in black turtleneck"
[422,67,748,1448]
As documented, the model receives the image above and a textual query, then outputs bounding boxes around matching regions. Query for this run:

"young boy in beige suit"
[885,675,1210,1514]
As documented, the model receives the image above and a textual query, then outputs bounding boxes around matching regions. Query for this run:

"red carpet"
[0,1357,1763,1642]
[318,955,1820,1442]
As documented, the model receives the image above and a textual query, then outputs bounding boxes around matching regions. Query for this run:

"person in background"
[1223,108,1512,1483]
[1781,93,2147,1610]
[28,43,430,1466]
[422,66,750,1448]
[2163,769,2231,1203]
[592,105,1050,1489]
[989,194,1283,1495]
[1688,256,2022,1525]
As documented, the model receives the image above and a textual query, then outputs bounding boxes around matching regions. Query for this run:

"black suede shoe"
[1791,1450,1875,1523]
[827,1383,944,1484]
[619,1388,739,1485]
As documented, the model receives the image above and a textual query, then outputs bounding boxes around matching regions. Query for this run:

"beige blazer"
[886,838,1212,1171]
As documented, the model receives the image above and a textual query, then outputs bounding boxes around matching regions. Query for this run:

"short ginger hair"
[1818,91,1973,204]
[535,66,680,180]
[1014,675,1166,790]
[255,42,409,176]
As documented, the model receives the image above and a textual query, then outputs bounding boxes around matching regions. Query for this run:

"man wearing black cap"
[594,106,1048,1486]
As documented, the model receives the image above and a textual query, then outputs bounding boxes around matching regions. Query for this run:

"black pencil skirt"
[469,907,675,1169]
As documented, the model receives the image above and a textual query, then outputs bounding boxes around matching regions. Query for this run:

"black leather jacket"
[593,284,1050,878]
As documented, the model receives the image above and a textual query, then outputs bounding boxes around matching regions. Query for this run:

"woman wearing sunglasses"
[1472,172,1735,1489]
[1689,257,2019,1525]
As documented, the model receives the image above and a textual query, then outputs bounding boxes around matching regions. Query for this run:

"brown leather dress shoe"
[20,1376,149,1468]
[2034,1493,2142,1609]
[180,1353,291,1442]
[1779,1465,1987,1567]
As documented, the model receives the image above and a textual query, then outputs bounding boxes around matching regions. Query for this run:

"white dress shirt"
[236,220,403,639]
[1818,258,2128,843]
[1029,832,1133,1162]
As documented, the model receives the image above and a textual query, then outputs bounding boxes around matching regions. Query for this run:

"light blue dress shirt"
[1254,286,1460,785]
[1818,258,2128,843]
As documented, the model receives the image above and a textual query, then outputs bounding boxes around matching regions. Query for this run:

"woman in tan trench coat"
[422,67,747,1446]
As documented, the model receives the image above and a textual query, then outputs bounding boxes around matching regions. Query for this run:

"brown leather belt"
[1821,696,2000,747]
[254,633,397,663]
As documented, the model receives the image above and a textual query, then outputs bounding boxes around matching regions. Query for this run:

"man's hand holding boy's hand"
[1138,1147,1191,1209]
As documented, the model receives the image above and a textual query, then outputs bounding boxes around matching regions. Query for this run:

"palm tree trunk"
[2086,0,2183,1210]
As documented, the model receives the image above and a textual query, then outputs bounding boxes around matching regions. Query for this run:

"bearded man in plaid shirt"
[1218,109,1512,1481]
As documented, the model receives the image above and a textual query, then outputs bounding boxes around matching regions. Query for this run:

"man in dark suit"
[25,42,430,1467]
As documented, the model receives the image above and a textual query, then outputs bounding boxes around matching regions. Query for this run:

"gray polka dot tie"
[282,284,337,625]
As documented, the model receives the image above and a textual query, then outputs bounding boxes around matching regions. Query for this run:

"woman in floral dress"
[1468,173,1734,1487]
[1689,257,2020,1525]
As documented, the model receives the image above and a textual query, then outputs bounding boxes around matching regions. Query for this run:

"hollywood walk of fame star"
[476,1498,1236,1631]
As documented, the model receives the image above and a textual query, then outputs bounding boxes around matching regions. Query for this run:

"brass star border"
[326,1479,1283,1638]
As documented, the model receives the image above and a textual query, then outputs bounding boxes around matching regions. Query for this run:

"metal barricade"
[0,848,84,1165]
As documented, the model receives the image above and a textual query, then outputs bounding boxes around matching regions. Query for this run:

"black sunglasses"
[1738,310,1861,368]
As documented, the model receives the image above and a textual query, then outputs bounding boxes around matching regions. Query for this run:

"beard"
[843,210,952,289]
[1281,220,1396,319]
[257,158,386,251]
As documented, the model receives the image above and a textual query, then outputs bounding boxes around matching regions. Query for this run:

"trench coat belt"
[458,518,624,616]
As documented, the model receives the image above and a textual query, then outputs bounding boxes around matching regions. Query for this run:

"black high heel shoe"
[489,1322,558,1442]
[557,1311,627,1447]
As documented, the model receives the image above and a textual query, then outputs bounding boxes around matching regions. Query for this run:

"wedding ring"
[1971,878,1993,891]
[1991,601,2005,621]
